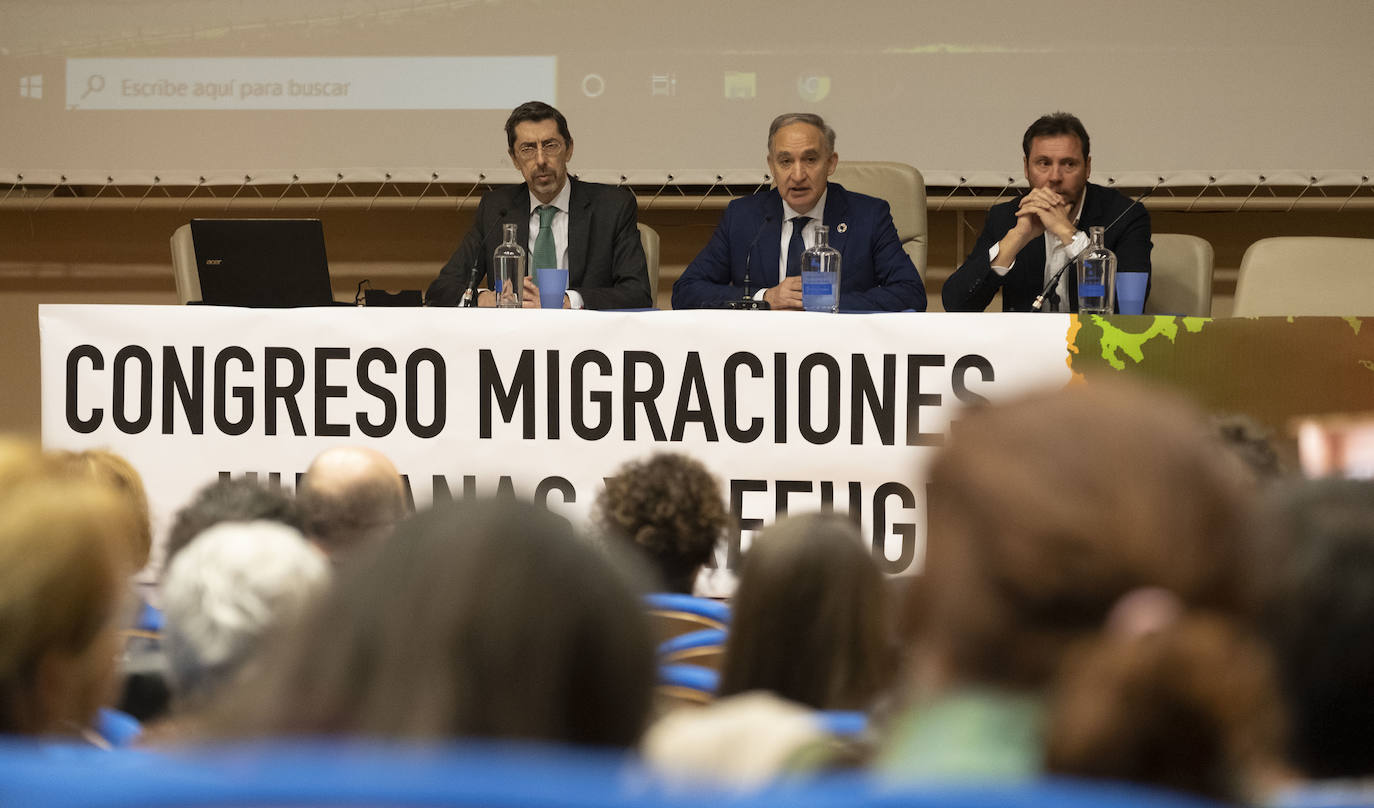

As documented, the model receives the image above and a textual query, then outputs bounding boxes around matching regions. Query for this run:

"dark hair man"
[672,112,925,312]
[943,112,1152,312]
[426,101,652,310]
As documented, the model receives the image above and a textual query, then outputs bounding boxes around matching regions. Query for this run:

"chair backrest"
[1145,234,1214,316]
[658,628,727,671]
[169,223,201,304]
[1232,237,1374,316]
[654,663,719,712]
[644,593,730,644]
[829,161,928,279]
[638,223,661,305]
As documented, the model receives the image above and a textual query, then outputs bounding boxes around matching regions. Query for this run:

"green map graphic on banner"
[1067,315,1374,436]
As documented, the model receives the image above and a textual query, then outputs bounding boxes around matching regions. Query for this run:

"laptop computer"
[189,218,336,307]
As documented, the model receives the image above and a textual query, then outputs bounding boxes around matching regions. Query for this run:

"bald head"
[297,447,408,556]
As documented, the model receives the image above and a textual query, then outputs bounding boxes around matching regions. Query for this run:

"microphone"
[724,215,775,311]
[1030,186,1154,312]
[459,208,510,308]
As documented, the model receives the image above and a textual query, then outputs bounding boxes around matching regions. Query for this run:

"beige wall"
[3,202,1371,438]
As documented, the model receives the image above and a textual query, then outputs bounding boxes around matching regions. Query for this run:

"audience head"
[1211,412,1286,485]
[0,450,138,735]
[1252,478,1374,780]
[48,448,153,571]
[719,512,895,711]
[594,452,727,593]
[164,476,303,566]
[296,446,407,557]
[1046,614,1282,802]
[161,520,330,708]
[909,380,1254,694]
[229,498,655,747]
[767,112,838,214]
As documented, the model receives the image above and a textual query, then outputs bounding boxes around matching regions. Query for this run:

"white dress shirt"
[527,181,583,308]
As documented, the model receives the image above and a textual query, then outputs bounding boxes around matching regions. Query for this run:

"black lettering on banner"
[112,345,153,434]
[264,347,306,436]
[872,481,918,574]
[727,478,768,570]
[623,351,666,441]
[399,473,417,512]
[852,354,896,445]
[775,479,812,517]
[213,347,254,436]
[546,350,560,440]
[479,349,534,439]
[798,353,841,445]
[773,352,788,444]
[314,347,350,438]
[405,348,446,439]
[535,476,575,507]
[356,348,397,438]
[161,346,204,435]
[571,350,612,440]
[816,480,863,515]
[723,352,764,443]
[952,353,994,405]
[670,352,719,442]
[906,354,945,447]
[494,475,516,500]
[65,345,103,434]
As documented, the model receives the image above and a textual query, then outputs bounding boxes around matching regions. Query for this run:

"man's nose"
[790,162,806,182]
[1047,164,1063,183]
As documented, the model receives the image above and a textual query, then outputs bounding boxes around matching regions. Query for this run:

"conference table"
[38,306,1373,576]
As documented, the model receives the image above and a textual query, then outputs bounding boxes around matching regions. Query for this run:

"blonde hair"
[0,456,138,733]
[48,449,153,569]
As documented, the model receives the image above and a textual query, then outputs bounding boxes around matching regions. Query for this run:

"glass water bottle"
[1076,226,1116,315]
[800,225,842,313]
[493,223,526,309]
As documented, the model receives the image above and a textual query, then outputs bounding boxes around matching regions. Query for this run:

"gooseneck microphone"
[1030,186,1154,312]
[725,215,775,310]
[460,208,510,308]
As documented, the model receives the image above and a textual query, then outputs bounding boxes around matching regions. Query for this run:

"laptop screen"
[189,219,336,307]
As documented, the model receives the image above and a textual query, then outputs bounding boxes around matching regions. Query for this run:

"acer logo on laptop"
[205,259,223,265]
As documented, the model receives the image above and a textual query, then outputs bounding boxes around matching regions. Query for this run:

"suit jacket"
[942,182,1152,313]
[426,178,652,310]
[671,182,926,312]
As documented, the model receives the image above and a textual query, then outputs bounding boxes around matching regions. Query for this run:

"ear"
[825,150,839,177]
[1084,155,1092,180]
[1023,157,1032,185]
[563,140,574,163]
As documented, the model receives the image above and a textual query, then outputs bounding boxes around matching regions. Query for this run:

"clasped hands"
[1013,187,1077,246]
[475,276,570,308]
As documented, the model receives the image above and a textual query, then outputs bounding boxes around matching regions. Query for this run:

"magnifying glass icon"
[80,75,105,100]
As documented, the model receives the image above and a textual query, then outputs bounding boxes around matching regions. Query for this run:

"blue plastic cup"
[536,268,569,309]
[1117,272,1148,315]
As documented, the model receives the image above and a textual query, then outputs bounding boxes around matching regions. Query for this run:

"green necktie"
[533,204,558,271]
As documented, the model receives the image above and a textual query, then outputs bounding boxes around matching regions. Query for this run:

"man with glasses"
[426,101,652,309]
[942,112,1151,312]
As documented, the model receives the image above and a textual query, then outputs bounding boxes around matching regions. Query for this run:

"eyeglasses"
[515,139,565,160]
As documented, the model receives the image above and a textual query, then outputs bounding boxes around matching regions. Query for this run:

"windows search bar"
[66,57,556,111]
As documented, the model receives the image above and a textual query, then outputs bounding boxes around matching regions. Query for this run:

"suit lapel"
[822,183,850,256]
[756,193,785,287]
[566,179,590,282]
[510,185,532,251]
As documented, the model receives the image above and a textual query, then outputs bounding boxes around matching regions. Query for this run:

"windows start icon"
[20,75,43,99]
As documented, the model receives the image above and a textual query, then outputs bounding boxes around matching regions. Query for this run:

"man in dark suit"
[942,112,1151,313]
[425,102,652,310]
[671,113,925,312]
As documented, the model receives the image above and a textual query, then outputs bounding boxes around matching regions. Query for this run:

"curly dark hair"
[593,453,727,594]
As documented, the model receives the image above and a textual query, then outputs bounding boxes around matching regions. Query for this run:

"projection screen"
[2,0,1371,188]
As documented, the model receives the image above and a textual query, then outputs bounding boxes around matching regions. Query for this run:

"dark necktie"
[786,216,811,277]
[533,205,558,270]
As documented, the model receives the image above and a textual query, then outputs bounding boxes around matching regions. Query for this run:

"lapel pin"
[837,222,848,233]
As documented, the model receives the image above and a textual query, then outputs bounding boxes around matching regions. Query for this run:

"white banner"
[40,306,1073,580]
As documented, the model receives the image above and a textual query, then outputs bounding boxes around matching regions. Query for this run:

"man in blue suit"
[671,113,925,312]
